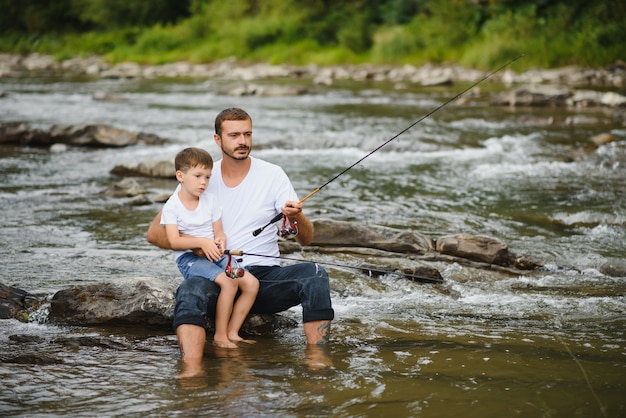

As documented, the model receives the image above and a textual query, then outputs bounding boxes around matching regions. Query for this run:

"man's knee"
[173,277,218,329]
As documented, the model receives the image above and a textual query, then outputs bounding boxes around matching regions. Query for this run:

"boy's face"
[176,164,212,197]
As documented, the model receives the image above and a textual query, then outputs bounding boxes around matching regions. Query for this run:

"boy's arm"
[146,211,171,249]
[213,219,227,250]
[165,223,223,261]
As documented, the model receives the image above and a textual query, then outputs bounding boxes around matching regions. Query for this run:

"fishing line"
[252,54,525,236]
[224,249,443,283]
[543,314,607,417]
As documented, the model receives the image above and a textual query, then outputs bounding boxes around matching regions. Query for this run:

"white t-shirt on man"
[208,156,298,267]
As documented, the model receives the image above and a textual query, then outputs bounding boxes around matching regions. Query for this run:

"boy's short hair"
[175,147,213,172]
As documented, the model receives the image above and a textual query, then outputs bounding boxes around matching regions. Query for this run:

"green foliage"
[379,0,423,25]
[71,0,191,28]
[0,0,85,33]
[0,0,624,69]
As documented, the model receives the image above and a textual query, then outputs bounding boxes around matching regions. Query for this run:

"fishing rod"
[224,249,444,283]
[252,54,525,236]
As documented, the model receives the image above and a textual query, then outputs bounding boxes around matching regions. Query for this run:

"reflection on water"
[0,75,625,416]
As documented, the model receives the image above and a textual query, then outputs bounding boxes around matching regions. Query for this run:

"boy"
[160,147,259,349]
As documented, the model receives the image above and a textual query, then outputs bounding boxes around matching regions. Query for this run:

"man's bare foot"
[304,345,333,370]
[228,334,256,344]
[214,339,238,349]
[176,358,207,379]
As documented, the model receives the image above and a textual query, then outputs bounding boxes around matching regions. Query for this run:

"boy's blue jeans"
[173,262,334,330]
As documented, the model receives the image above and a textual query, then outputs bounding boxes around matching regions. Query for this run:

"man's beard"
[223,145,250,160]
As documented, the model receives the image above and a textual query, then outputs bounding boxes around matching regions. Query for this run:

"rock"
[100,62,143,79]
[2,53,626,91]
[0,282,42,321]
[311,218,434,254]
[600,91,626,107]
[21,53,57,71]
[49,124,139,147]
[51,335,132,350]
[492,85,571,107]
[0,122,51,146]
[92,91,128,102]
[219,83,308,97]
[0,122,161,148]
[0,353,63,365]
[125,194,153,206]
[435,234,516,266]
[513,255,544,270]
[564,115,601,126]
[420,72,454,87]
[567,90,604,107]
[50,143,68,153]
[402,266,444,282]
[589,133,614,146]
[599,264,626,278]
[106,178,147,198]
[154,192,173,203]
[110,158,175,178]
[359,264,443,283]
[46,277,297,334]
[48,277,177,327]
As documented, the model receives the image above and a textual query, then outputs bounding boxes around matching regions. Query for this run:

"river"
[1,73,625,417]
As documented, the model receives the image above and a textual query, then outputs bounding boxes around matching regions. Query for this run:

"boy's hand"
[214,237,225,252]
[200,238,222,261]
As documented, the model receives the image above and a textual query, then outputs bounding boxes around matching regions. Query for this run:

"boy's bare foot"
[214,339,238,349]
[228,334,256,344]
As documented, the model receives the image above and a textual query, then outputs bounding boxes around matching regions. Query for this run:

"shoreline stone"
[1,53,625,94]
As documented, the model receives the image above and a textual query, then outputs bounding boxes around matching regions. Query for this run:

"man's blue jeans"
[173,262,334,330]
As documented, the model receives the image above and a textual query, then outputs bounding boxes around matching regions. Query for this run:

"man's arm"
[282,200,314,246]
[293,212,314,246]
[146,211,172,249]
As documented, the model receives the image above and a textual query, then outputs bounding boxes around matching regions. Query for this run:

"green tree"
[71,0,192,29]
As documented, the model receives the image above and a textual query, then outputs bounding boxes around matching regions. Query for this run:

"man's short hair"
[215,107,251,136]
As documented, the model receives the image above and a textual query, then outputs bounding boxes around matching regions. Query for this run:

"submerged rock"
[0,283,42,321]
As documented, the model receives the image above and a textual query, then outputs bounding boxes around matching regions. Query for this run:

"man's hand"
[282,200,314,245]
[282,200,302,218]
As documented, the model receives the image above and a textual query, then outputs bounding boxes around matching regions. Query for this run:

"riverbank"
[1,53,625,91]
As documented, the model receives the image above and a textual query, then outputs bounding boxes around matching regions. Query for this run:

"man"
[146,108,334,375]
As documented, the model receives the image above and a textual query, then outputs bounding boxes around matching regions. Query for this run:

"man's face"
[216,119,252,161]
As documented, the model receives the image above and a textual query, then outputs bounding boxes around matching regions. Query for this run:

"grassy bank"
[1,0,624,70]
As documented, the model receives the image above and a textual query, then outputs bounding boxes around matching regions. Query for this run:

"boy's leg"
[227,272,259,343]
[213,273,238,348]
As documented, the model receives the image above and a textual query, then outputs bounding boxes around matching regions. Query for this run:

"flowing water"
[1,74,625,417]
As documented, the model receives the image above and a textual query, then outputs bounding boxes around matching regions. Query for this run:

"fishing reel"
[225,253,245,279]
[278,215,298,239]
